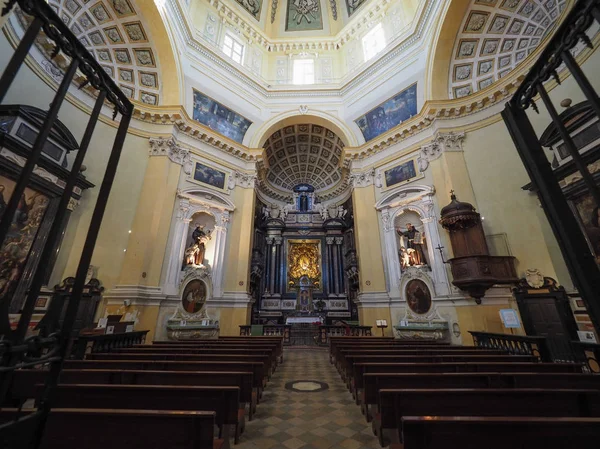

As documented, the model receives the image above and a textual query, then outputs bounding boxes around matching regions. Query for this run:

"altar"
[286,316,323,325]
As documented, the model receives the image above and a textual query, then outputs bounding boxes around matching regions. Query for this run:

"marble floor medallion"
[285,379,329,393]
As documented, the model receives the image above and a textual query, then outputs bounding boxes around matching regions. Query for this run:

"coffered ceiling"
[263,124,346,192]
[18,0,162,105]
[449,0,567,99]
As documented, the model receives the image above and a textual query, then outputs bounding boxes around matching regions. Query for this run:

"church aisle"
[237,347,380,449]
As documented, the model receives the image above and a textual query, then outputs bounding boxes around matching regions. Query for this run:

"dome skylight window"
[223,34,244,65]
[292,59,315,85]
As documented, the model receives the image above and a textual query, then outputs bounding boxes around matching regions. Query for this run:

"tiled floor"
[237,347,381,449]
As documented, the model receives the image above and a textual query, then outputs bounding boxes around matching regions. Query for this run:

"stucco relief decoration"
[449,0,567,98]
[16,0,162,105]
[350,168,375,188]
[525,268,545,288]
[417,131,465,172]
[148,137,193,175]
[271,0,278,23]
[227,171,258,189]
[329,0,338,20]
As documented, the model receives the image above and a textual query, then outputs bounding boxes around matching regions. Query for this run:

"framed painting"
[0,175,50,305]
[189,161,228,191]
[570,191,600,264]
[181,279,207,315]
[355,83,418,142]
[192,90,252,144]
[405,279,432,315]
[380,157,424,191]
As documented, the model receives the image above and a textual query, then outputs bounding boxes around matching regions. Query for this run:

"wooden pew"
[0,408,220,449]
[6,368,257,421]
[331,343,493,365]
[87,353,274,379]
[336,349,509,377]
[352,361,583,403]
[376,388,600,446]
[362,371,600,422]
[149,341,284,362]
[116,348,279,374]
[343,354,538,389]
[64,360,266,403]
[399,416,600,449]
[41,384,241,448]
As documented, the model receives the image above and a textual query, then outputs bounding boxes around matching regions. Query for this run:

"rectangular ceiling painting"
[286,0,323,32]
[235,0,262,20]
[346,0,367,17]
[192,90,252,144]
[354,83,418,142]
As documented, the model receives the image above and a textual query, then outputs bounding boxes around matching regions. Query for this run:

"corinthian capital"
[350,168,376,188]
[148,137,193,175]
[418,131,466,171]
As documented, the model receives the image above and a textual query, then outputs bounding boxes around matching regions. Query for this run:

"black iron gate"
[0,1,132,447]
[502,0,600,337]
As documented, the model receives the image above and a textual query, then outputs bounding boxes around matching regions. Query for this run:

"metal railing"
[0,0,133,446]
[502,0,600,335]
[469,331,552,362]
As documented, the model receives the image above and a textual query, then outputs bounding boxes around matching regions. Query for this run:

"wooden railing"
[239,325,291,344]
[72,331,149,360]
[469,331,552,362]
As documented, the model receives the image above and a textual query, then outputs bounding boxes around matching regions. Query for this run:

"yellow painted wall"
[223,187,256,293]
[456,304,524,346]
[0,33,149,292]
[119,156,181,286]
[213,307,251,336]
[352,185,387,292]
[100,303,161,342]
[462,119,568,284]
[358,307,393,337]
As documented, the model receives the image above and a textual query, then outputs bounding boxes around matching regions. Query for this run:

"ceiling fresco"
[346,0,368,17]
[235,0,263,20]
[286,0,324,32]
[18,0,161,105]
[263,124,345,192]
[449,0,567,99]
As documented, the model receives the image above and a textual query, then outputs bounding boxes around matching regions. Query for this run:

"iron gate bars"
[0,0,133,447]
[502,0,600,336]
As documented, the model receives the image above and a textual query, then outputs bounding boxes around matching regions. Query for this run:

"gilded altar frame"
[286,239,322,293]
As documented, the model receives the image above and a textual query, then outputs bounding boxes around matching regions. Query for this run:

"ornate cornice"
[417,131,465,171]
[203,0,394,51]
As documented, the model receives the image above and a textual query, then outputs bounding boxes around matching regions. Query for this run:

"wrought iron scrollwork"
[512,0,599,111]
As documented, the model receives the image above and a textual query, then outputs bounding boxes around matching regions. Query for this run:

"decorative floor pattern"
[237,347,381,449]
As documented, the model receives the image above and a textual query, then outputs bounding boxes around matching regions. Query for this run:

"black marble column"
[273,237,282,295]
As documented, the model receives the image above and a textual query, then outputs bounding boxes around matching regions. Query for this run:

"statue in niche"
[299,193,309,212]
[397,222,428,269]
[183,224,212,268]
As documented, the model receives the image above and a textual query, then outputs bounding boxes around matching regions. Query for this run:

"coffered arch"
[16,0,180,105]
[427,0,570,101]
